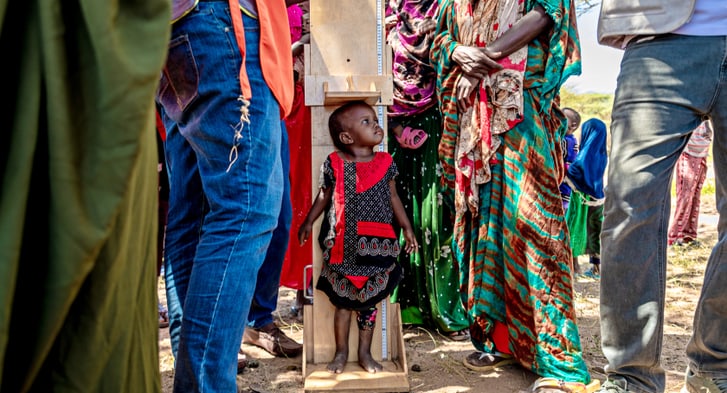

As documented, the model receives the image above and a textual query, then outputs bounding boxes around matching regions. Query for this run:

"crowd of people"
[4,0,725,392]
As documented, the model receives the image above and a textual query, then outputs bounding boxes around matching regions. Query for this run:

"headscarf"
[387,0,440,117]
[566,118,608,199]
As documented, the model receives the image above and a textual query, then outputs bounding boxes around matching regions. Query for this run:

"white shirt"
[673,0,727,35]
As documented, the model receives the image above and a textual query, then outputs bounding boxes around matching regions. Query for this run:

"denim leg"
[162,117,206,357]
[686,36,727,381]
[247,123,292,329]
[600,34,727,392]
[157,6,283,392]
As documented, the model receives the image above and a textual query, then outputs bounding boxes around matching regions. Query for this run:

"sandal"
[158,303,169,328]
[447,329,470,341]
[463,351,516,372]
[395,126,428,149]
[237,350,248,374]
[529,377,601,393]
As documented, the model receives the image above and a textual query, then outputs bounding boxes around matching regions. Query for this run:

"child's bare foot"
[358,352,383,373]
[327,352,348,374]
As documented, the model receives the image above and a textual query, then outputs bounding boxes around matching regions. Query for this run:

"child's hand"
[402,229,418,255]
[298,222,313,246]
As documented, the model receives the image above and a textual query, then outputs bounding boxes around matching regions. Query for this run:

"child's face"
[342,105,384,147]
[564,110,580,135]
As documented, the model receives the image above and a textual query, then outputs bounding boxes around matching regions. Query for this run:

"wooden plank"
[304,361,409,393]
[304,75,393,106]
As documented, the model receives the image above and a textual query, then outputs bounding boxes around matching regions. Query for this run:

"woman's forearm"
[486,5,552,59]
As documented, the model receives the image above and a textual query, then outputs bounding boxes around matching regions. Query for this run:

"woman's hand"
[452,45,502,79]
[416,18,436,35]
[456,74,480,113]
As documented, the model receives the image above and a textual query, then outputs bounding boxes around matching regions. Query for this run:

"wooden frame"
[301,0,408,391]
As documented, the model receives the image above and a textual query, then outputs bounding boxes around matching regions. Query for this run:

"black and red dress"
[316,152,403,310]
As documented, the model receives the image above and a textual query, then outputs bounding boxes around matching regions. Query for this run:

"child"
[559,107,581,211]
[565,118,608,279]
[298,100,418,374]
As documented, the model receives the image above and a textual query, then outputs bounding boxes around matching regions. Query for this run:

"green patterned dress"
[431,0,590,383]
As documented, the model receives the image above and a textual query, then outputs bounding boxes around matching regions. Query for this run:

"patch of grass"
[668,240,712,269]
[701,177,716,196]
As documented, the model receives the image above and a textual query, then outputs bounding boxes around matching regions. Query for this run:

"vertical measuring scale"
[375,0,388,362]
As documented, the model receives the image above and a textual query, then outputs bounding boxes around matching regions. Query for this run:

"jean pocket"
[157,34,199,122]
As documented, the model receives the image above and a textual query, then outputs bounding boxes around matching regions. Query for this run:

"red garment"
[279,82,312,289]
[668,152,708,245]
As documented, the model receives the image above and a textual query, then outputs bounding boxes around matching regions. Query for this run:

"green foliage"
[560,87,614,128]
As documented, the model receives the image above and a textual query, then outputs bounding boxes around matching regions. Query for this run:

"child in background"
[668,120,713,247]
[298,100,418,374]
[565,118,608,279]
[559,107,581,210]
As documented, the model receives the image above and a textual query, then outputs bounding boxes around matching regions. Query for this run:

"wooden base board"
[304,361,409,392]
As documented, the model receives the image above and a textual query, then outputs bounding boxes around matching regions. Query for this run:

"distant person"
[298,101,418,374]
[431,0,597,390]
[595,0,727,392]
[1,1,169,391]
[279,1,314,318]
[565,118,608,280]
[385,0,470,341]
[668,120,713,247]
[156,0,295,390]
[560,107,581,211]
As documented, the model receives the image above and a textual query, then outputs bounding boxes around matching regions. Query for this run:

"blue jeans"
[248,126,291,329]
[600,34,727,392]
[157,5,284,392]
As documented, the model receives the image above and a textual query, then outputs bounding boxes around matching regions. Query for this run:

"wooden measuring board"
[302,0,407,391]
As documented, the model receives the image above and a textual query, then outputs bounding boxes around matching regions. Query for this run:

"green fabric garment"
[389,108,469,335]
[566,190,590,257]
[0,1,170,392]
[566,190,604,258]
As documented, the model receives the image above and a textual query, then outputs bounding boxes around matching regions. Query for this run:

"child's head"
[328,101,384,153]
[563,107,581,135]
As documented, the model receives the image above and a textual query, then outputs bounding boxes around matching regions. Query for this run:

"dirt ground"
[158,197,718,393]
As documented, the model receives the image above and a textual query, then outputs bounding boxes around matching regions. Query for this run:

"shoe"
[682,366,727,393]
[529,377,601,392]
[595,378,630,392]
[158,303,169,328]
[462,351,516,372]
[395,126,428,149]
[447,329,470,341]
[582,268,600,280]
[237,350,247,374]
[243,322,302,357]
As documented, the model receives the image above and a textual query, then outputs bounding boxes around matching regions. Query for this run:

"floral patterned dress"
[316,152,403,310]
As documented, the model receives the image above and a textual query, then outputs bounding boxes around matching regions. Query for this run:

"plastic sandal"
[463,351,516,372]
[529,377,601,393]
[447,329,470,341]
[158,303,169,328]
[395,126,428,149]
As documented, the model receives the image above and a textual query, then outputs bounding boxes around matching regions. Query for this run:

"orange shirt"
[228,0,294,118]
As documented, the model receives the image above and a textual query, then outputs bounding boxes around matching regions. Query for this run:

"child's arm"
[298,186,333,245]
[389,180,418,254]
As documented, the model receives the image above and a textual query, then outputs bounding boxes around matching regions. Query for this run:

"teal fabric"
[0,0,170,391]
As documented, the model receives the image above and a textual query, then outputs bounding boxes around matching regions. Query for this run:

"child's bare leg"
[357,308,383,373]
[327,307,351,374]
